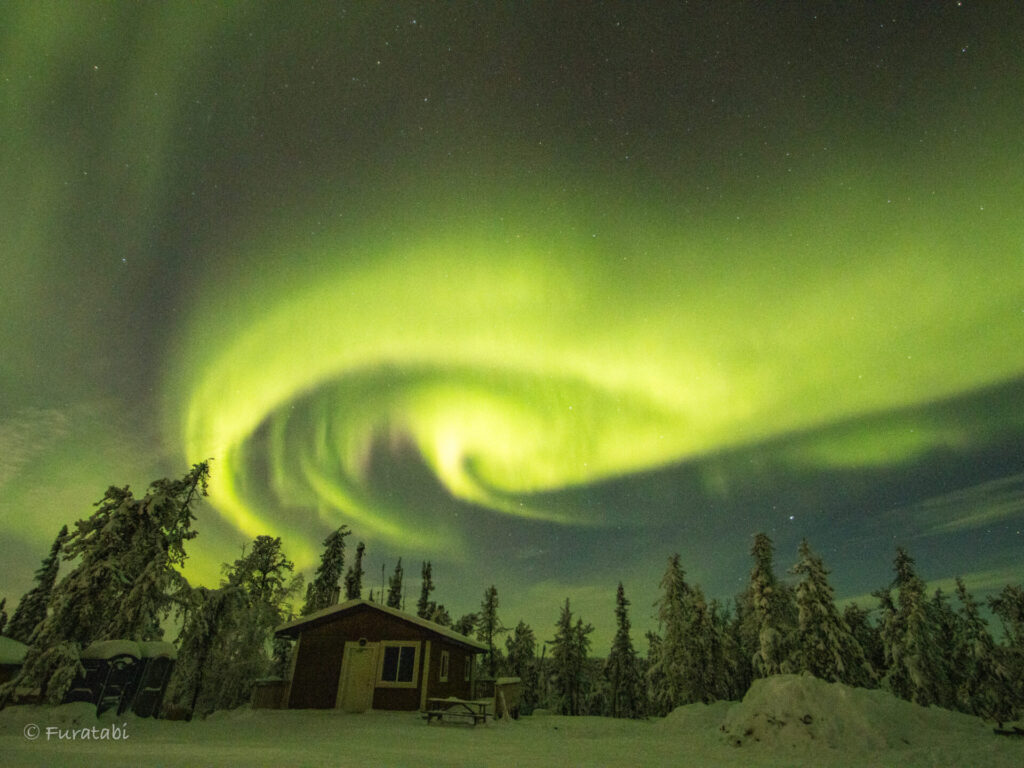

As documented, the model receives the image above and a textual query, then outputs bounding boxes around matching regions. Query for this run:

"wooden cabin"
[274,599,488,712]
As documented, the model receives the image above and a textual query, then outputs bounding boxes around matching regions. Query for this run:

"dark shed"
[275,599,487,711]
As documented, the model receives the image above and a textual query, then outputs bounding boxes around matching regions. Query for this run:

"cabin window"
[439,650,450,682]
[464,655,471,681]
[377,641,419,688]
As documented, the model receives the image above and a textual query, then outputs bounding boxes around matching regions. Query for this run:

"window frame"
[439,649,450,682]
[376,641,420,689]
[464,655,472,682]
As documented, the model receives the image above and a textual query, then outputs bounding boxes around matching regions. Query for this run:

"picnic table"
[425,697,489,726]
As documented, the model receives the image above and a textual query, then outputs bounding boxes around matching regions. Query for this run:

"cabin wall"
[286,605,478,710]
[426,641,475,700]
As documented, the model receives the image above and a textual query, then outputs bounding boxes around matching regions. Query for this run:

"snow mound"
[719,674,991,752]
[657,699,732,737]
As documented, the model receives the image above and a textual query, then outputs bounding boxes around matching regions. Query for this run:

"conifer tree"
[604,583,644,718]
[646,554,692,712]
[644,630,668,715]
[988,583,1024,713]
[477,585,507,676]
[302,525,350,615]
[790,539,874,686]
[5,525,69,644]
[417,561,435,619]
[688,588,732,702]
[647,554,727,709]
[719,602,746,700]
[927,588,961,709]
[428,604,452,627]
[454,612,478,637]
[163,585,242,719]
[165,535,301,717]
[344,542,366,600]
[843,602,884,676]
[547,598,593,715]
[955,578,1016,722]
[386,559,403,609]
[505,620,540,714]
[744,532,796,678]
[875,546,947,707]
[2,462,209,705]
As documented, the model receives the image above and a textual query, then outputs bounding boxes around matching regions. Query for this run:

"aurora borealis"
[2,2,1023,650]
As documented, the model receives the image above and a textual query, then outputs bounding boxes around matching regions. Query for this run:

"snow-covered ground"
[1,675,1019,767]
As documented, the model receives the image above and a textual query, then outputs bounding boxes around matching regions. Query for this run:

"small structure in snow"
[64,639,176,718]
[274,599,488,712]
[0,636,28,684]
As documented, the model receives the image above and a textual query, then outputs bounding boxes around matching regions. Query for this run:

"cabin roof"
[274,599,489,651]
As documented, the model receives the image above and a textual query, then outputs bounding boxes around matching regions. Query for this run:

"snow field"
[1,676,1021,767]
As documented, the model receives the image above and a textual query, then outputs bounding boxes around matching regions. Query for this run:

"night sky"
[2,2,1022,651]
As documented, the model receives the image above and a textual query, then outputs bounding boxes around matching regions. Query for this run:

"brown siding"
[426,641,474,700]
[372,685,421,710]
[288,632,343,708]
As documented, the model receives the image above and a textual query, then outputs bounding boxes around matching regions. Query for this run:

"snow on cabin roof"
[275,599,489,651]
[81,639,143,660]
[138,640,177,660]
[0,636,28,666]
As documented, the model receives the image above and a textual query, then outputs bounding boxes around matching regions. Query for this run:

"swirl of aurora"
[170,179,1024,565]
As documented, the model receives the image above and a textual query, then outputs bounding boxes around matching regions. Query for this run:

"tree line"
[475,534,1024,723]
[1,462,1022,725]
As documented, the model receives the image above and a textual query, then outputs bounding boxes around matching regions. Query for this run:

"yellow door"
[337,641,378,712]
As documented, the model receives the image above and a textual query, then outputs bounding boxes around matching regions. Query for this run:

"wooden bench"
[424,697,488,726]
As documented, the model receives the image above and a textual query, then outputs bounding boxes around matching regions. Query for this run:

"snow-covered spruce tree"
[723,600,752,699]
[505,620,540,714]
[988,583,1024,714]
[302,525,350,615]
[166,535,302,716]
[874,547,948,707]
[343,541,366,600]
[547,598,593,715]
[5,525,69,644]
[742,532,796,679]
[927,588,962,710]
[989,583,1024,648]
[386,558,403,609]
[646,554,692,713]
[643,630,667,715]
[955,578,1016,722]
[647,554,729,711]
[692,589,733,702]
[477,585,507,677]
[163,585,244,719]
[843,602,885,676]
[604,583,644,718]
[790,539,875,687]
[1,462,209,706]
[417,561,435,619]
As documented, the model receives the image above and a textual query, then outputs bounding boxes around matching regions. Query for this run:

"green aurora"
[2,2,1023,649]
